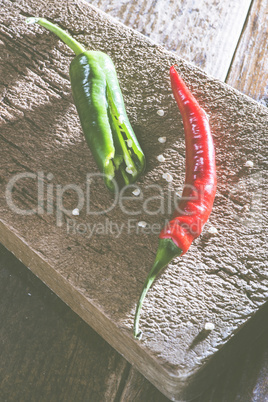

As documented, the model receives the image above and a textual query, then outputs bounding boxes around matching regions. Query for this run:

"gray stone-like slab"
[0,0,267,400]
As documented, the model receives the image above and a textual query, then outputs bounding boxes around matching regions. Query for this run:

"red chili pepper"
[133,66,217,338]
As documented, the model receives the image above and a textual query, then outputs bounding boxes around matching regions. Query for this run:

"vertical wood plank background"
[90,0,252,80]
[226,0,268,104]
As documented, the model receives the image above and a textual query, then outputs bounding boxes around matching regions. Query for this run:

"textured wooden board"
[90,0,252,80]
[0,0,268,400]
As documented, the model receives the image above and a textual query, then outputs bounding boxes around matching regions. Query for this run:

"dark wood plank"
[0,244,131,402]
[90,0,267,103]
[227,0,268,104]
[90,0,252,80]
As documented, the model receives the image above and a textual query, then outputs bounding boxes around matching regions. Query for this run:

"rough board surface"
[0,1,267,400]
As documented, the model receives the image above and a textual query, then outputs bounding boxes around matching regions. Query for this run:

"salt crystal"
[118,115,124,124]
[132,188,141,196]
[26,17,38,24]
[245,160,254,168]
[157,154,165,162]
[126,166,134,175]
[157,109,164,116]
[208,226,218,235]
[158,136,166,143]
[204,322,215,331]
[138,221,147,228]
[72,208,80,216]
[127,139,133,147]
[162,172,173,182]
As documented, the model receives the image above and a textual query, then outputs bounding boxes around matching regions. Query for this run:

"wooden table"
[0,0,267,401]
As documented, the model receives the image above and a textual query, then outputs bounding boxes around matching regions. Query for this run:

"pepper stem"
[133,238,182,338]
[26,17,86,56]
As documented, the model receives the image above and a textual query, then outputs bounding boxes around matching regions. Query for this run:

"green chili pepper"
[26,17,145,192]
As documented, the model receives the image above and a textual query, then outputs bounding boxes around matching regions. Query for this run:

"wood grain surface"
[0,0,267,400]
[226,0,268,104]
[90,0,252,81]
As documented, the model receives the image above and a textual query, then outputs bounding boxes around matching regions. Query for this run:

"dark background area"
[0,244,267,401]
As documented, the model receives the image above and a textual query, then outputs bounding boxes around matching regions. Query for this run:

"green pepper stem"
[26,17,86,55]
[133,238,182,338]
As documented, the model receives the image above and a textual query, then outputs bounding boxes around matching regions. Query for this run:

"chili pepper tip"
[133,238,182,338]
